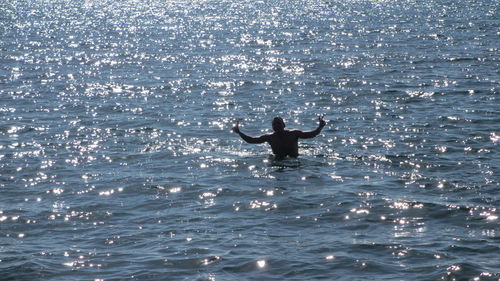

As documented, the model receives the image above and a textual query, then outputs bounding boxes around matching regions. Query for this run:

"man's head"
[272,117,285,132]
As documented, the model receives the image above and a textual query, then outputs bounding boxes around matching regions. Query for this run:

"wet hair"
[272,117,285,131]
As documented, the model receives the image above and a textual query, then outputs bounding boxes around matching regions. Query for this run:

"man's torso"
[268,130,299,158]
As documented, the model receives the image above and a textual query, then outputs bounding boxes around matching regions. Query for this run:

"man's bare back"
[232,116,326,159]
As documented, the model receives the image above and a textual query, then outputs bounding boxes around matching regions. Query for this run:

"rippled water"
[1,0,499,279]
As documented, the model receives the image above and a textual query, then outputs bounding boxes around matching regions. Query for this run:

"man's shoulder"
[270,130,301,137]
[275,130,302,138]
[260,133,273,139]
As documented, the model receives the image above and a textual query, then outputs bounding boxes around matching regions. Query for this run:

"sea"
[0,0,498,280]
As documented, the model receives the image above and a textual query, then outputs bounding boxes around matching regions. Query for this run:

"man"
[232,116,326,159]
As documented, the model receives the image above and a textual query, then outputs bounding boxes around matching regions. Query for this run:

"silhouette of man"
[232,116,326,159]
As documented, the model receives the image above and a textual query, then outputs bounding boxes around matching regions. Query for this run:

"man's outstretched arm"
[233,121,269,144]
[294,116,327,139]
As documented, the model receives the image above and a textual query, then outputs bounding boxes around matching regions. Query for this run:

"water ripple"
[1,0,498,279]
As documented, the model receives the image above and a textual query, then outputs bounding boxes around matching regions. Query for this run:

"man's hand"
[318,115,326,128]
[232,120,240,133]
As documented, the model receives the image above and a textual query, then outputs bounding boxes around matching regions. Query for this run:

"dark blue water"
[1,0,498,280]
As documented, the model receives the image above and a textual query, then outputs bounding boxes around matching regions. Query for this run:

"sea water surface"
[0,0,499,280]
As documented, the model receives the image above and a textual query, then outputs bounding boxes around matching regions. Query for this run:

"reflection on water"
[1,0,498,279]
